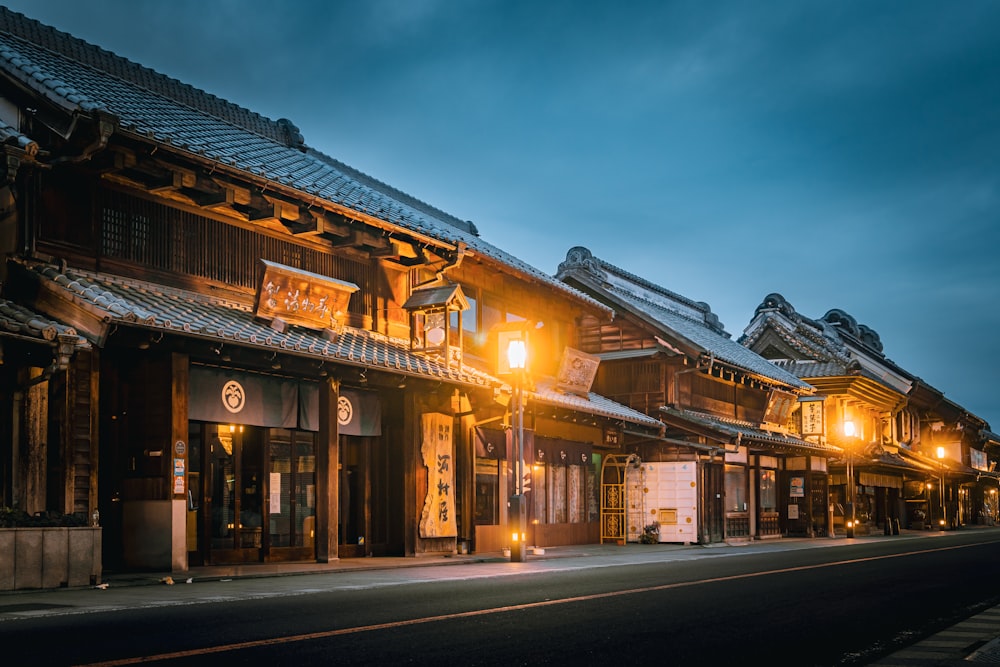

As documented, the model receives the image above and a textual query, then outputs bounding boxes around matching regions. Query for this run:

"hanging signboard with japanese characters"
[253,259,358,331]
[555,347,600,397]
[419,412,457,538]
[799,397,825,437]
[763,388,797,426]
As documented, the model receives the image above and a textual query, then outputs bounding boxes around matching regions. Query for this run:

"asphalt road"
[4,530,1000,666]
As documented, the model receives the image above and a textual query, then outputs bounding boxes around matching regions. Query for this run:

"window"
[725,464,748,512]
[759,469,776,511]
[475,458,499,525]
[450,294,477,333]
[529,455,597,525]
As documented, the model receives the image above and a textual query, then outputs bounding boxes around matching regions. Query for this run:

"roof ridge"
[595,255,709,316]
[0,6,299,147]
[305,147,478,235]
[607,282,720,333]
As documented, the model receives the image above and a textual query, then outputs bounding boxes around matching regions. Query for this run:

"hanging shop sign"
[419,412,457,538]
[799,396,825,437]
[763,388,798,426]
[254,259,359,332]
[555,347,600,397]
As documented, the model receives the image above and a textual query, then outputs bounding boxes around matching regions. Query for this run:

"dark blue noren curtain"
[474,427,507,460]
[189,367,298,428]
[298,383,382,436]
[535,436,592,466]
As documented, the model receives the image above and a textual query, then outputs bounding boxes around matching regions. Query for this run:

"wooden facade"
[558,247,833,544]
[741,293,1000,535]
[0,7,661,577]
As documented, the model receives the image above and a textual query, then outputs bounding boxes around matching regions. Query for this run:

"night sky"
[5,1,1000,427]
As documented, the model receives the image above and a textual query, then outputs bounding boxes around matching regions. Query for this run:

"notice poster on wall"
[270,473,281,514]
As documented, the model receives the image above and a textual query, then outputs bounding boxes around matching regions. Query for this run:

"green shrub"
[0,507,88,527]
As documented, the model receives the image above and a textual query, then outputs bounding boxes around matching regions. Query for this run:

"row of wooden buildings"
[0,7,996,575]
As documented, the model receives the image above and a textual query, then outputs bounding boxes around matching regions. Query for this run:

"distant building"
[741,293,1000,533]
[557,247,834,543]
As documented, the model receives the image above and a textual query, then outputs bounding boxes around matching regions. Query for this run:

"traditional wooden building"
[0,7,659,575]
[556,248,832,544]
[741,293,1000,534]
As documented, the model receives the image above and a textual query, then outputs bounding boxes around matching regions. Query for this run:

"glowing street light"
[507,336,527,563]
[936,446,947,530]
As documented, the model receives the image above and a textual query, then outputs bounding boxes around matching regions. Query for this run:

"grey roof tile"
[26,262,496,388]
[532,378,663,429]
[0,297,89,348]
[660,406,837,454]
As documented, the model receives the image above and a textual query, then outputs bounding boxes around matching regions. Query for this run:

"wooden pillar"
[403,390,417,556]
[23,369,47,515]
[316,378,340,562]
[170,353,188,571]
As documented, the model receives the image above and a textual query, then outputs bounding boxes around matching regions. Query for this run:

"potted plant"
[639,523,660,544]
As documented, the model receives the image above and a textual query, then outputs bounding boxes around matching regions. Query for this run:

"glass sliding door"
[267,429,317,561]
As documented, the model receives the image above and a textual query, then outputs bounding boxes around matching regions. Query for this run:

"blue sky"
[6,1,1000,427]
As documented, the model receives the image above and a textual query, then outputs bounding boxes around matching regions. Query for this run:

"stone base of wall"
[0,527,102,591]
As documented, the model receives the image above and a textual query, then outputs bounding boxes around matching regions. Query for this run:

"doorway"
[206,424,263,563]
[703,462,724,543]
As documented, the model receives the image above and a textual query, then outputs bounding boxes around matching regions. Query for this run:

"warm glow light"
[512,532,520,542]
[843,421,856,437]
[936,446,945,460]
[507,339,527,370]
[229,424,236,433]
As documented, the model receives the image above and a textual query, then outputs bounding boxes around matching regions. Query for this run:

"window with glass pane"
[760,469,776,511]
[475,458,499,525]
[450,294,477,333]
[725,464,748,512]
[268,429,316,548]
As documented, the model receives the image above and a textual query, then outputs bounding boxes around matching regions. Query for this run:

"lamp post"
[843,420,856,539]
[936,446,946,530]
[507,337,527,562]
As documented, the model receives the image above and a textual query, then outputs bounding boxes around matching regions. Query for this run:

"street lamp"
[936,446,946,530]
[843,420,856,539]
[508,337,527,562]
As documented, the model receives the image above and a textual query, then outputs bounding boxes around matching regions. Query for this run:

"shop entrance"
[338,432,403,558]
[187,423,318,564]
[207,424,264,563]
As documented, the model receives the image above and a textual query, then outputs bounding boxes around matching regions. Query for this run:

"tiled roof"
[0,297,89,348]
[771,359,850,379]
[0,7,610,316]
[606,283,811,390]
[660,406,838,455]
[556,248,810,390]
[18,262,498,389]
[531,378,663,429]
